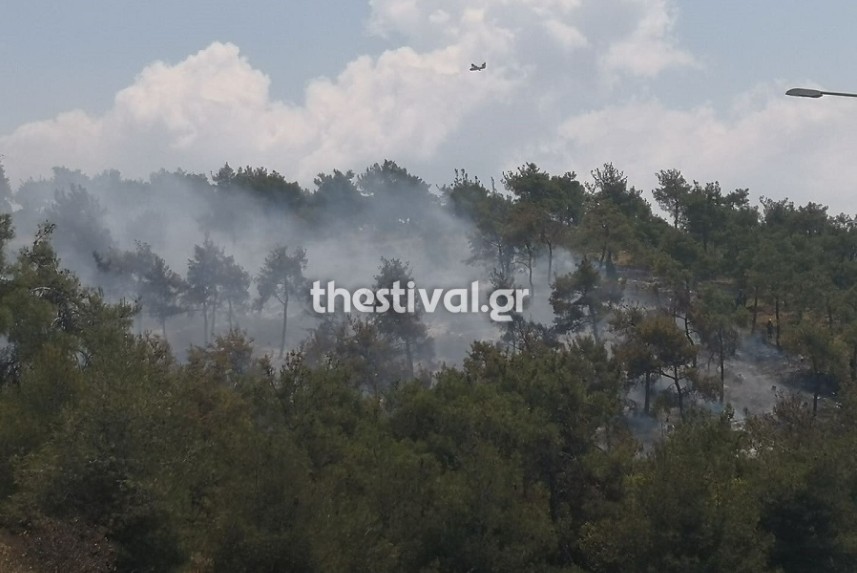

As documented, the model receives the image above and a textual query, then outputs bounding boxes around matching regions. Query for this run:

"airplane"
[469,62,486,71]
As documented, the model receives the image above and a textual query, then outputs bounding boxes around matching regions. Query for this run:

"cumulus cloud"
[1,40,514,184]
[519,88,857,213]
[599,0,697,79]
[0,0,692,186]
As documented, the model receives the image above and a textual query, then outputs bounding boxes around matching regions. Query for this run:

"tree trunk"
[528,249,534,294]
[279,295,289,358]
[405,337,414,379]
[202,302,209,345]
[684,313,694,346]
[644,371,651,415]
[718,330,725,404]
[546,467,559,523]
[813,378,820,417]
[675,380,684,417]
[812,363,821,417]
[775,295,781,349]
[683,314,696,367]
[589,306,600,344]
[674,366,684,417]
[210,295,217,341]
[547,242,553,284]
[751,287,759,334]
[228,299,234,330]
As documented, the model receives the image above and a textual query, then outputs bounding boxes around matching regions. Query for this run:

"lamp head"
[786,88,824,98]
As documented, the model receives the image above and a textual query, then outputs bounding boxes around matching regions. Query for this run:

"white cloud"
[599,0,697,78]
[543,18,589,50]
[1,40,515,184]
[521,89,857,213]
[2,0,855,216]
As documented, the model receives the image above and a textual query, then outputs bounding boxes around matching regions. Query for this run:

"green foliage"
[589,163,650,221]
[302,315,408,394]
[653,168,690,227]
[372,257,433,379]
[228,165,307,210]
[95,241,187,336]
[748,396,857,572]
[44,185,115,264]
[357,160,436,233]
[783,321,849,414]
[582,411,773,573]
[310,169,365,229]
[550,257,621,342]
[185,238,249,344]
[695,285,746,402]
[3,157,857,571]
[443,168,490,219]
[612,309,698,416]
[503,163,586,282]
[464,186,518,277]
[255,244,307,357]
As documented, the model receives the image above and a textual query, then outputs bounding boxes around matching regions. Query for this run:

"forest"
[0,158,856,572]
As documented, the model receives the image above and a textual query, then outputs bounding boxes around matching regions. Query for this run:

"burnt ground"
[624,331,819,449]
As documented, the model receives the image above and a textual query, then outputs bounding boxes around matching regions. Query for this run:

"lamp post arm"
[819,90,857,98]
[786,87,857,98]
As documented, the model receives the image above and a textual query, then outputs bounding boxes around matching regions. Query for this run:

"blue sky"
[4,1,857,213]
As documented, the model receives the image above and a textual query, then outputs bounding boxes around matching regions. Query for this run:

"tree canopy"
[1,158,857,571]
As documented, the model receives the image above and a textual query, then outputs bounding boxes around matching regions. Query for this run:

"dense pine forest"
[0,158,856,572]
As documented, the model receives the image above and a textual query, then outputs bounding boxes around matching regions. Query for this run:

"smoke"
[5,160,809,433]
[7,162,572,366]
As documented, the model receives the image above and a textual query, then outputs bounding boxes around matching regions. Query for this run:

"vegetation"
[1,158,856,571]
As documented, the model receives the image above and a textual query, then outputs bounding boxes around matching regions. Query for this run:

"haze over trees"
[254,245,307,357]
[1,157,857,571]
[371,257,433,379]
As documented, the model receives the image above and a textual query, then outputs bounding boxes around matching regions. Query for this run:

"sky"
[4,1,857,213]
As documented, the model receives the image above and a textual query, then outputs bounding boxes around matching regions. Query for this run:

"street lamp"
[786,87,857,99]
